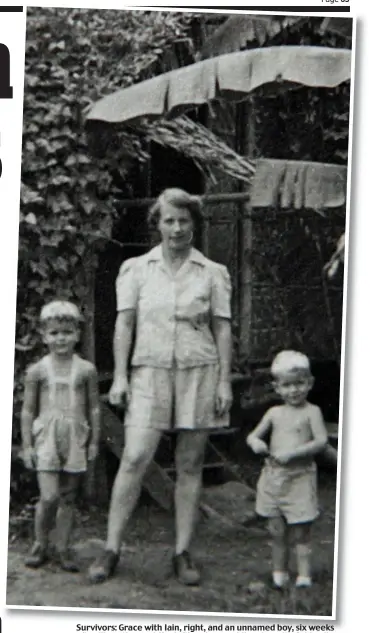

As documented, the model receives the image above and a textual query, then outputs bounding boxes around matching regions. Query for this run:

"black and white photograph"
[6,6,353,617]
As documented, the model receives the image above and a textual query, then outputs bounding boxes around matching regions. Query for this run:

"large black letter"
[0,44,13,98]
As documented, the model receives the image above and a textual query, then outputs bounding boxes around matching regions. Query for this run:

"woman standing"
[88,188,233,585]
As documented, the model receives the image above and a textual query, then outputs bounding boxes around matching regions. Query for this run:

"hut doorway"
[94,143,204,378]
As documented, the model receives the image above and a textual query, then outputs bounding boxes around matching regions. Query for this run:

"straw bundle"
[137,115,256,184]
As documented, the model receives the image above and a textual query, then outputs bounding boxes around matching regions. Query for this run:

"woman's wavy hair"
[147,188,204,235]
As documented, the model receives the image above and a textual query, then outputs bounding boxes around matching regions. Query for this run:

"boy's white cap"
[271,350,310,377]
[40,300,82,322]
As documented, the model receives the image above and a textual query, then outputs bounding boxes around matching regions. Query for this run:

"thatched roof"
[142,116,255,183]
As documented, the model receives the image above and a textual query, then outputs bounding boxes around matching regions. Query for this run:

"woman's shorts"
[124,364,229,431]
[256,459,319,525]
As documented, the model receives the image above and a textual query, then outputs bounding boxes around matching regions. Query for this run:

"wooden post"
[75,87,109,504]
[239,97,256,359]
[81,248,96,364]
[202,215,210,257]
[82,248,109,504]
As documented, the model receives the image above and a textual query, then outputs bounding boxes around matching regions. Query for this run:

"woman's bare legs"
[89,427,208,584]
[174,430,208,554]
[105,426,162,552]
[173,430,208,585]
[88,426,162,582]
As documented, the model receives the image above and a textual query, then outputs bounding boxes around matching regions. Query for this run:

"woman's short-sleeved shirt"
[116,245,232,369]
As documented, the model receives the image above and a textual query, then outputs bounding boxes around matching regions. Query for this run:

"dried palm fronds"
[136,115,256,184]
[89,114,256,185]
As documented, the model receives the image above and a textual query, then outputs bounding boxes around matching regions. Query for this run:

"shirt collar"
[147,245,206,266]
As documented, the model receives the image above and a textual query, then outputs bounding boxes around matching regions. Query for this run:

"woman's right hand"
[109,376,131,409]
[22,446,36,470]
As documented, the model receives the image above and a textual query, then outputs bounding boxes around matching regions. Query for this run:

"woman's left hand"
[88,443,99,462]
[215,380,233,417]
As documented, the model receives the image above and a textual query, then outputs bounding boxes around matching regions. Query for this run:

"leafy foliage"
[15,7,197,436]
[248,19,351,166]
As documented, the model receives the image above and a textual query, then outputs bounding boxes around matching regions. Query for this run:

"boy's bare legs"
[88,426,162,582]
[55,472,81,571]
[26,472,59,567]
[268,516,289,587]
[291,522,312,587]
[34,472,59,549]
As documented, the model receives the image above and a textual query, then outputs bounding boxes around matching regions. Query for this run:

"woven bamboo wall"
[244,209,344,365]
[204,105,344,368]
[205,101,241,331]
[204,202,344,367]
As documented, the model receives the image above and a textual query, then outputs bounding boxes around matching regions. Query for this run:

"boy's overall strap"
[45,354,78,409]
[68,354,78,410]
[45,355,57,407]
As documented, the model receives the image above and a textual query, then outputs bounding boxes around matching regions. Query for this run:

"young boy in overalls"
[21,300,100,572]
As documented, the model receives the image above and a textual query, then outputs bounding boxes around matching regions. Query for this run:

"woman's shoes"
[88,549,119,583]
[173,551,200,586]
[87,549,199,585]
[24,542,49,568]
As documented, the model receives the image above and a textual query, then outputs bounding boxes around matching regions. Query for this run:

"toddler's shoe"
[272,570,289,590]
[296,575,312,588]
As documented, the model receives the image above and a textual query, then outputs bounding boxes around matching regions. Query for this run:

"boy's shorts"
[256,458,319,524]
[124,364,229,431]
[33,411,90,473]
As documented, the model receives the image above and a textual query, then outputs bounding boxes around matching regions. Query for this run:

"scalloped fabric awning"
[86,46,351,125]
[251,159,347,210]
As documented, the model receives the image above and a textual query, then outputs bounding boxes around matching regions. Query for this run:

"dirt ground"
[6,471,336,617]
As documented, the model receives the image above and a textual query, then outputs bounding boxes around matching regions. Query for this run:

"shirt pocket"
[179,278,211,325]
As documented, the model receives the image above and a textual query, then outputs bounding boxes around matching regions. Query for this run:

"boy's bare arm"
[246,410,273,455]
[87,365,101,453]
[21,365,39,469]
[21,365,39,449]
